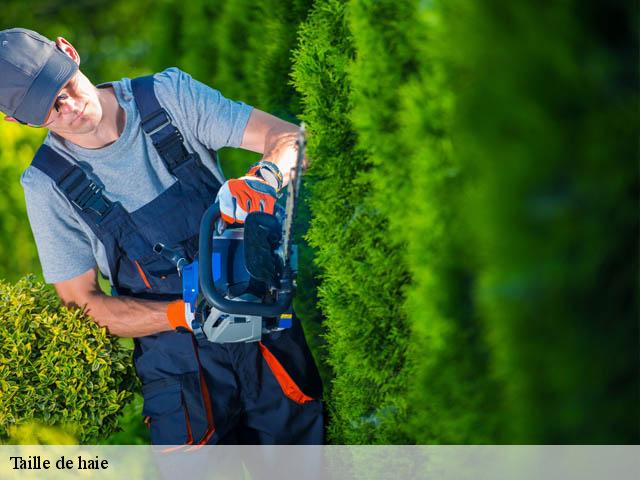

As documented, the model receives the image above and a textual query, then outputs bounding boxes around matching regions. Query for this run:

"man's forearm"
[82,292,172,337]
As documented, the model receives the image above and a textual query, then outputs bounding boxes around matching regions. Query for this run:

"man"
[0,28,323,445]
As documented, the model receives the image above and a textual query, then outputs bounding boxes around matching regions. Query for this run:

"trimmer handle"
[198,202,293,316]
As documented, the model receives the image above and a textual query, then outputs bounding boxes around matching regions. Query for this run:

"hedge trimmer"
[158,125,306,343]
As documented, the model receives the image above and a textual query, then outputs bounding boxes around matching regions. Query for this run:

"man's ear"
[55,37,80,66]
[3,116,18,123]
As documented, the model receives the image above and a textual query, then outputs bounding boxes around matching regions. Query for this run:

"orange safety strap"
[258,342,314,405]
[167,300,190,330]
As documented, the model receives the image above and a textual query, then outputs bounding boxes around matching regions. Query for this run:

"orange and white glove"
[166,300,193,331]
[216,161,282,224]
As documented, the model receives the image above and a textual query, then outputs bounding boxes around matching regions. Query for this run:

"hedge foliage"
[291,0,416,442]
[452,0,638,443]
[360,0,501,443]
[0,276,137,443]
[293,0,394,443]
[292,0,637,443]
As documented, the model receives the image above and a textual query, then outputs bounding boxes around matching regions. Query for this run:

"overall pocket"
[142,377,190,445]
[135,253,183,292]
[141,373,213,445]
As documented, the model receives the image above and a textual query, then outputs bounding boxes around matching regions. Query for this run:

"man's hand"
[240,109,307,185]
[216,174,278,225]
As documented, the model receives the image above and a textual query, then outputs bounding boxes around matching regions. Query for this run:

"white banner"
[0,445,638,480]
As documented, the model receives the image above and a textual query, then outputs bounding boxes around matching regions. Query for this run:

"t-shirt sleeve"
[154,67,253,151]
[21,167,97,284]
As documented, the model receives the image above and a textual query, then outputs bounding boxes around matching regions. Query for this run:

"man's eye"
[54,94,69,112]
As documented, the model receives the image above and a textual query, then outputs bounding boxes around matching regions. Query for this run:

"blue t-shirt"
[21,67,253,283]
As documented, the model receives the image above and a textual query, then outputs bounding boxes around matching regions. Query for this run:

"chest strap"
[131,75,191,173]
[32,145,113,222]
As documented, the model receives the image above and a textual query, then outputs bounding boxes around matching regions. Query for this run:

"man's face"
[43,69,104,136]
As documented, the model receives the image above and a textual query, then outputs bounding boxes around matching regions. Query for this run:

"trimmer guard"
[181,204,295,343]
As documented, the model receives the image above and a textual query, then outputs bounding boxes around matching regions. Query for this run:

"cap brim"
[14,49,78,125]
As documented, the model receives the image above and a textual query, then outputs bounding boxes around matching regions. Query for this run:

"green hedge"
[292,0,360,442]
[291,0,638,443]
[292,0,411,443]
[0,276,137,443]
[388,0,501,443]
[346,0,419,443]
[454,0,639,443]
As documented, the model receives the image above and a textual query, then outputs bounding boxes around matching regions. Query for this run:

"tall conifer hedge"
[292,0,412,443]
[453,0,638,442]
[291,0,638,443]
[394,0,502,443]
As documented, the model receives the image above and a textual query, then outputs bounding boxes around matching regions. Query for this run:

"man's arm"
[55,267,173,337]
[240,109,302,184]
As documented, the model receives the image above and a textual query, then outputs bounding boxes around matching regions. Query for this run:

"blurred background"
[0,0,637,444]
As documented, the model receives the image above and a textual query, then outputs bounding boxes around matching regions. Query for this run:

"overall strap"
[31,144,126,292]
[32,145,113,222]
[130,74,223,202]
[130,75,191,173]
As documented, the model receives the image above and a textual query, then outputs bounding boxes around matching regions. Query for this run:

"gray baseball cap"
[0,28,78,125]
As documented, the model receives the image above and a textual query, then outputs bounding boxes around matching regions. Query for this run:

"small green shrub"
[0,276,137,443]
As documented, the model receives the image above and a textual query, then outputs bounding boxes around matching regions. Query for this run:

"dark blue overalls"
[31,74,324,445]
